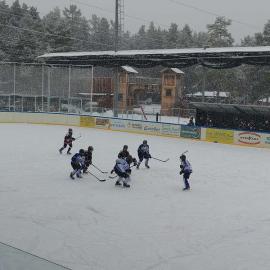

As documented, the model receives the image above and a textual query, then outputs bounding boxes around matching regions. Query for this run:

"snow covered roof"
[78,92,113,96]
[187,91,230,97]
[258,97,270,102]
[38,46,270,69]
[121,66,138,73]
[161,67,184,74]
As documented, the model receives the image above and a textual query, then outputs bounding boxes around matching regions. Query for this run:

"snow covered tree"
[178,24,193,48]
[62,5,90,51]
[89,15,113,51]
[207,16,234,47]
[166,23,178,48]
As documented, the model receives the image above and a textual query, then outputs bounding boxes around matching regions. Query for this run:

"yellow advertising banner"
[80,116,95,127]
[206,128,234,144]
[95,118,110,128]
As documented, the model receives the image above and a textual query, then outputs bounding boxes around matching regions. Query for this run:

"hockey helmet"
[118,152,123,158]
[88,146,94,151]
[143,140,147,144]
[123,145,128,150]
[180,154,186,161]
[79,149,84,155]
[68,128,73,133]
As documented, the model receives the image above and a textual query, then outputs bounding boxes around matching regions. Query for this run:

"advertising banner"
[262,134,270,148]
[80,116,95,127]
[180,125,201,139]
[142,122,161,135]
[161,123,181,137]
[234,131,262,146]
[126,120,143,132]
[110,118,127,130]
[206,128,234,144]
[95,117,110,129]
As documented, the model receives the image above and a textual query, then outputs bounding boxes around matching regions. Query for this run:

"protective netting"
[0,63,93,113]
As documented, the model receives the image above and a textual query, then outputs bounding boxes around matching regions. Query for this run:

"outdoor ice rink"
[1,123,270,270]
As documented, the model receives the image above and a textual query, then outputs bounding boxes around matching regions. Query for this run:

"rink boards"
[1,111,270,149]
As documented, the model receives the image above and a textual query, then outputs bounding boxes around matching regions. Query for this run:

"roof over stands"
[38,46,270,69]
[191,102,270,117]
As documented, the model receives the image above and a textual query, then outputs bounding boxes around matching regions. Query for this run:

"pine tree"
[207,16,234,47]
[166,23,178,48]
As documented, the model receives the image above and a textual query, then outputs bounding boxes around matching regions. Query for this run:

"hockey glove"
[180,165,184,169]
[180,170,183,175]
[111,170,114,174]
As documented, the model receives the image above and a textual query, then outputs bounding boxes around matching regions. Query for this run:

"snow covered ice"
[1,123,270,270]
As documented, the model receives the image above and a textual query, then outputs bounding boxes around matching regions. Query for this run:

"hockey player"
[137,140,151,169]
[111,153,131,188]
[179,154,192,191]
[70,149,85,179]
[83,146,94,173]
[59,128,76,155]
[119,145,137,167]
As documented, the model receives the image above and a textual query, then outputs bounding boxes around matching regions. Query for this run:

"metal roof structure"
[38,46,270,69]
[191,102,270,116]
[187,91,230,97]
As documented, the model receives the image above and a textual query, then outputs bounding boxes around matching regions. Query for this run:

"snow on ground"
[1,123,270,270]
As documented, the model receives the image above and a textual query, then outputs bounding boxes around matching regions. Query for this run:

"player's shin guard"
[70,171,76,179]
[145,159,150,168]
[76,170,82,178]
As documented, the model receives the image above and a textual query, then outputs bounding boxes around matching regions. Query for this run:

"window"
[118,94,123,101]
[165,89,172,97]
[164,75,175,86]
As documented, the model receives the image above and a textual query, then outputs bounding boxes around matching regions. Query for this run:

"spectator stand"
[192,102,270,132]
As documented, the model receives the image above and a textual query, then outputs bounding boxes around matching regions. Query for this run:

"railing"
[0,95,195,124]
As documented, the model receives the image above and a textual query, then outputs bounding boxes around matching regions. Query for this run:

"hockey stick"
[181,150,188,155]
[87,171,106,182]
[109,175,118,179]
[152,157,170,162]
[74,134,82,140]
[91,164,108,174]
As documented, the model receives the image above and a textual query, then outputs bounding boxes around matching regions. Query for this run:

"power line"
[0,3,178,52]
[0,21,115,49]
[168,0,260,30]
[69,0,172,30]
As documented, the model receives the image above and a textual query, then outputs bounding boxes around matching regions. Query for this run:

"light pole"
[113,0,120,117]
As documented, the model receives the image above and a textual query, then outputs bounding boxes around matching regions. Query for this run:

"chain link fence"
[0,62,94,113]
[0,62,195,124]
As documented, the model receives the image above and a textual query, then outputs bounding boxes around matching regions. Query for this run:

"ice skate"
[123,183,130,188]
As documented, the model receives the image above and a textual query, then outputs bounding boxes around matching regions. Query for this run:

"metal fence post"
[90,65,94,115]
[68,65,71,113]
[47,66,50,112]
[13,63,16,111]
[41,64,44,112]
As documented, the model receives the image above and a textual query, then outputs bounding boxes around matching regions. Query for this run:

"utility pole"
[113,0,120,117]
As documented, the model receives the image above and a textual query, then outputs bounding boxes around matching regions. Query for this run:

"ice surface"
[1,123,270,270]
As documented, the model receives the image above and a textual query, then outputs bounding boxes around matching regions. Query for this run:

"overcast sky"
[5,0,270,43]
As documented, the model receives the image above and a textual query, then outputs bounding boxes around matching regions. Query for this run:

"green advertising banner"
[180,125,201,139]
